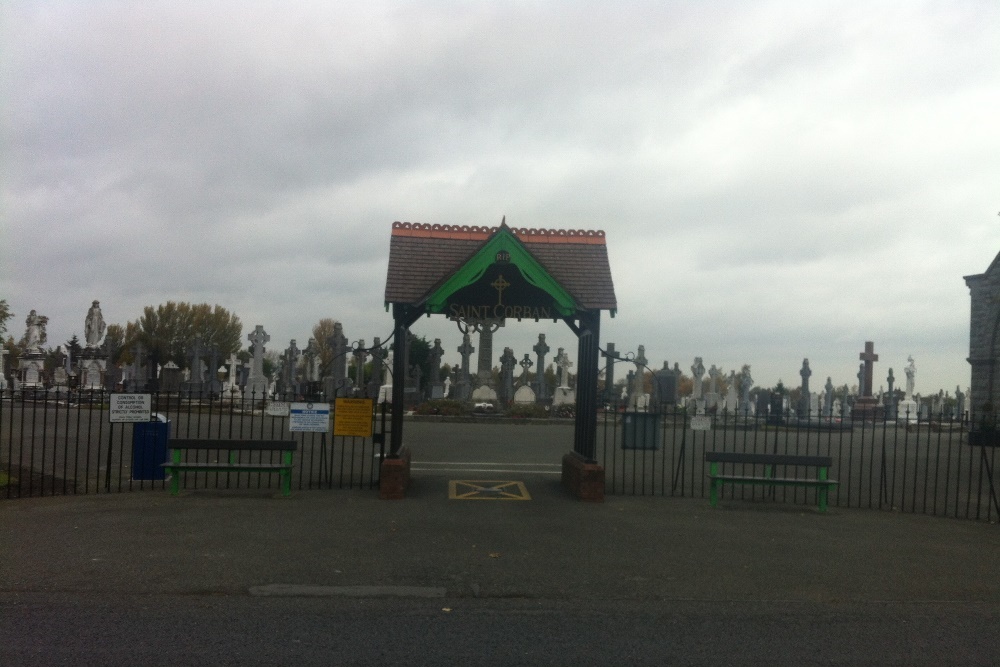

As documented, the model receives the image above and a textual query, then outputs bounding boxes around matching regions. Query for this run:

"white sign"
[266,401,290,417]
[109,394,152,423]
[289,402,330,433]
[690,415,712,431]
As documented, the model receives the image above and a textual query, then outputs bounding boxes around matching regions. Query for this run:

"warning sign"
[289,402,330,433]
[109,394,152,423]
[334,398,373,438]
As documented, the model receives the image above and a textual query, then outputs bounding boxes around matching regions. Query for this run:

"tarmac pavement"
[3,476,1000,603]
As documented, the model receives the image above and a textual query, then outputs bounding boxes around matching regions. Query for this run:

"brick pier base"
[379,446,411,500]
[561,451,605,502]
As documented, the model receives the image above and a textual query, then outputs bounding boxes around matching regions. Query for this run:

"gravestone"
[499,347,517,404]
[428,338,444,399]
[628,345,650,411]
[823,377,834,418]
[898,355,918,423]
[654,362,678,407]
[798,358,812,418]
[690,357,705,400]
[551,348,575,407]
[160,361,182,392]
[602,342,617,404]
[353,340,368,395]
[533,334,550,401]
[455,334,475,401]
[0,348,9,390]
[326,322,349,397]
[724,371,738,414]
[703,364,721,412]
[853,342,880,419]
[367,337,387,399]
[739,366,754,417]
[246,325,270,399]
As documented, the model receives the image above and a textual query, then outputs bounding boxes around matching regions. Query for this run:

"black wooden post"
[573,310,601,462]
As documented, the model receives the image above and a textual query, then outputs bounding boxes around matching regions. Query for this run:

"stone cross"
[285,340,300,392]
[799,358,812,416]
[476,319,503,387]
[429,338,444,384]
[188,336,205,383]
[708,364,721,394]
[247,325,270,397]
[533,334,550,400]
[353,340,368,391]
[824,377,834,416]
[858,341,878,398]
[327,322,349,396]
[602,342,617,402]
[630,345,648,405]
[499,347,517,402]
[367,337,387,398]
[457,334,475,384]
[556,348,573,388]
[691,357,706,399]
[518,354,533,387]
[303,339,319,382]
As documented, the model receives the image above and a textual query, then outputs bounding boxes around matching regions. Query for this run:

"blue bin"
[132,415,170,480]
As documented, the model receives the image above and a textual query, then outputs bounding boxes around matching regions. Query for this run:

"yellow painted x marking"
[449,480,531,501]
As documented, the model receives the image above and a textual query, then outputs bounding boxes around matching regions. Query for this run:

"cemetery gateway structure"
[383,220,618,500]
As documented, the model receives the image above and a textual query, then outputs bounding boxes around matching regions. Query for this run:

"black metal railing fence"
[1,389,386,498]
[599,401,999,522]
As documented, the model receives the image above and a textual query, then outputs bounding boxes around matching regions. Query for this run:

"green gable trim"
[423,227,578,317]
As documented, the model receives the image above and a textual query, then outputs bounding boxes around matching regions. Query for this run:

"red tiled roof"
[384,222,617,312]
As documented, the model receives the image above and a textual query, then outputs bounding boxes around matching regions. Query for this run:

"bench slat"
[709,475,839,487]
[168,439,297,451]
[705,452,832,467]
[162,462,291,471]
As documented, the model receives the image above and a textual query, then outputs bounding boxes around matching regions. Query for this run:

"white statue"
[904,356,916,400]
[84,300,106,348]
[24,310,42,351]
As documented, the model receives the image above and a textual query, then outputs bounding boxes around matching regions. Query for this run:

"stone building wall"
[964,252,1000,421]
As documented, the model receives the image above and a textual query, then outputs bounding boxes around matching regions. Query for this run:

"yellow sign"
[333,398,373,437]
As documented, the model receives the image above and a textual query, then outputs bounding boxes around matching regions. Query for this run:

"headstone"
[160,361,183,392]
[246,325,270,399]
[53,366,69,387]
[738,365,754,416]
[518,353,534,387]
[628,345,650,411]
[513,384,536,404]
[853,341,880,419]
[499,347,517,403]
[428,338,444,399]
[326,322,349,397]
[367,338,387,399]
[724,371,738,414]
[532,334,550,401]
[456,334,475,401]
[823,377,834,418]
[353,339,368,394]
[602,342,617,404]
[552,348,575,407]
[798,358,812,418]
[654,362,678,407]
[475,319,503,392]
[703,363,721,413]
[690,357,705,400]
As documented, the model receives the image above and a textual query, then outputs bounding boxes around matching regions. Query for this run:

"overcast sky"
[2,1,998,396]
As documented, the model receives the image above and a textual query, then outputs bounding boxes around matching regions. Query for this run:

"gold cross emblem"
[491,274,510,306]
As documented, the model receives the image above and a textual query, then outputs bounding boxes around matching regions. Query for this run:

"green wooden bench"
[162,439,297,497]
[705,451,839,512]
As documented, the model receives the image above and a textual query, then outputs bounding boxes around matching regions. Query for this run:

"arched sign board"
[383,220,617,499]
